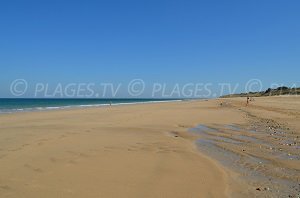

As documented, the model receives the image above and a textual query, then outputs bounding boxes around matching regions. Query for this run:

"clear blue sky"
[0,0,299,97]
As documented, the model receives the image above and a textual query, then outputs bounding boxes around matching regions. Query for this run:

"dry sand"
[0,96,299,197]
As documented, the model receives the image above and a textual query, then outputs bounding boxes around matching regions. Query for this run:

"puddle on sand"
[236,135,260,143]
[212,136,242,144]
[225,124,258,133]
[196,139,268,172]
[191,125,265,144]
[190,125,247,144]
[190,124,300,197]
[189,125,218,133]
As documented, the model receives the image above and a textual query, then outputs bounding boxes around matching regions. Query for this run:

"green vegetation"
[221,86,300,98]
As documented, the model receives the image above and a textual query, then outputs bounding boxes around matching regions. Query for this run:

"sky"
[0,0,299,98]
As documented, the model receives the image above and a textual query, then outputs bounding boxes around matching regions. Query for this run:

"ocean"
[0,98,182,113]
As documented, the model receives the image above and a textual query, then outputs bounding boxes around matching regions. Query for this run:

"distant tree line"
[221,86,300,98]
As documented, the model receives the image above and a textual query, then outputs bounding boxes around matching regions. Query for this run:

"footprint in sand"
[78,153,89,158]
[59,135,67,139]
[66,132,79,135]
[24,164,43,173]
[36,138,50,146]
[68,160,78,165]
[8,147,22,152]
[66,151,90,161]
[0,185,11,190]
[49,157,58,163]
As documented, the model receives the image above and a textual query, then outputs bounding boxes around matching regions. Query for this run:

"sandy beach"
[0,97,299,197]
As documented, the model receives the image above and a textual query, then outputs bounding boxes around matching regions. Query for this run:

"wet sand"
[200,96,300,197]
[0,96,299,197]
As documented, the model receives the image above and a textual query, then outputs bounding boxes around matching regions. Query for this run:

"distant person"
[246,97,250,106]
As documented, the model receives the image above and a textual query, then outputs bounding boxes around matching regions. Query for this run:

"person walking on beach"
[246,97,250,106]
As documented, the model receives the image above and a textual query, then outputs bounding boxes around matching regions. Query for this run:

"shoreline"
[0,98,188,114]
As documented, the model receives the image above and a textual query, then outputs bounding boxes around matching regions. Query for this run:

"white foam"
[0,99,184,114]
